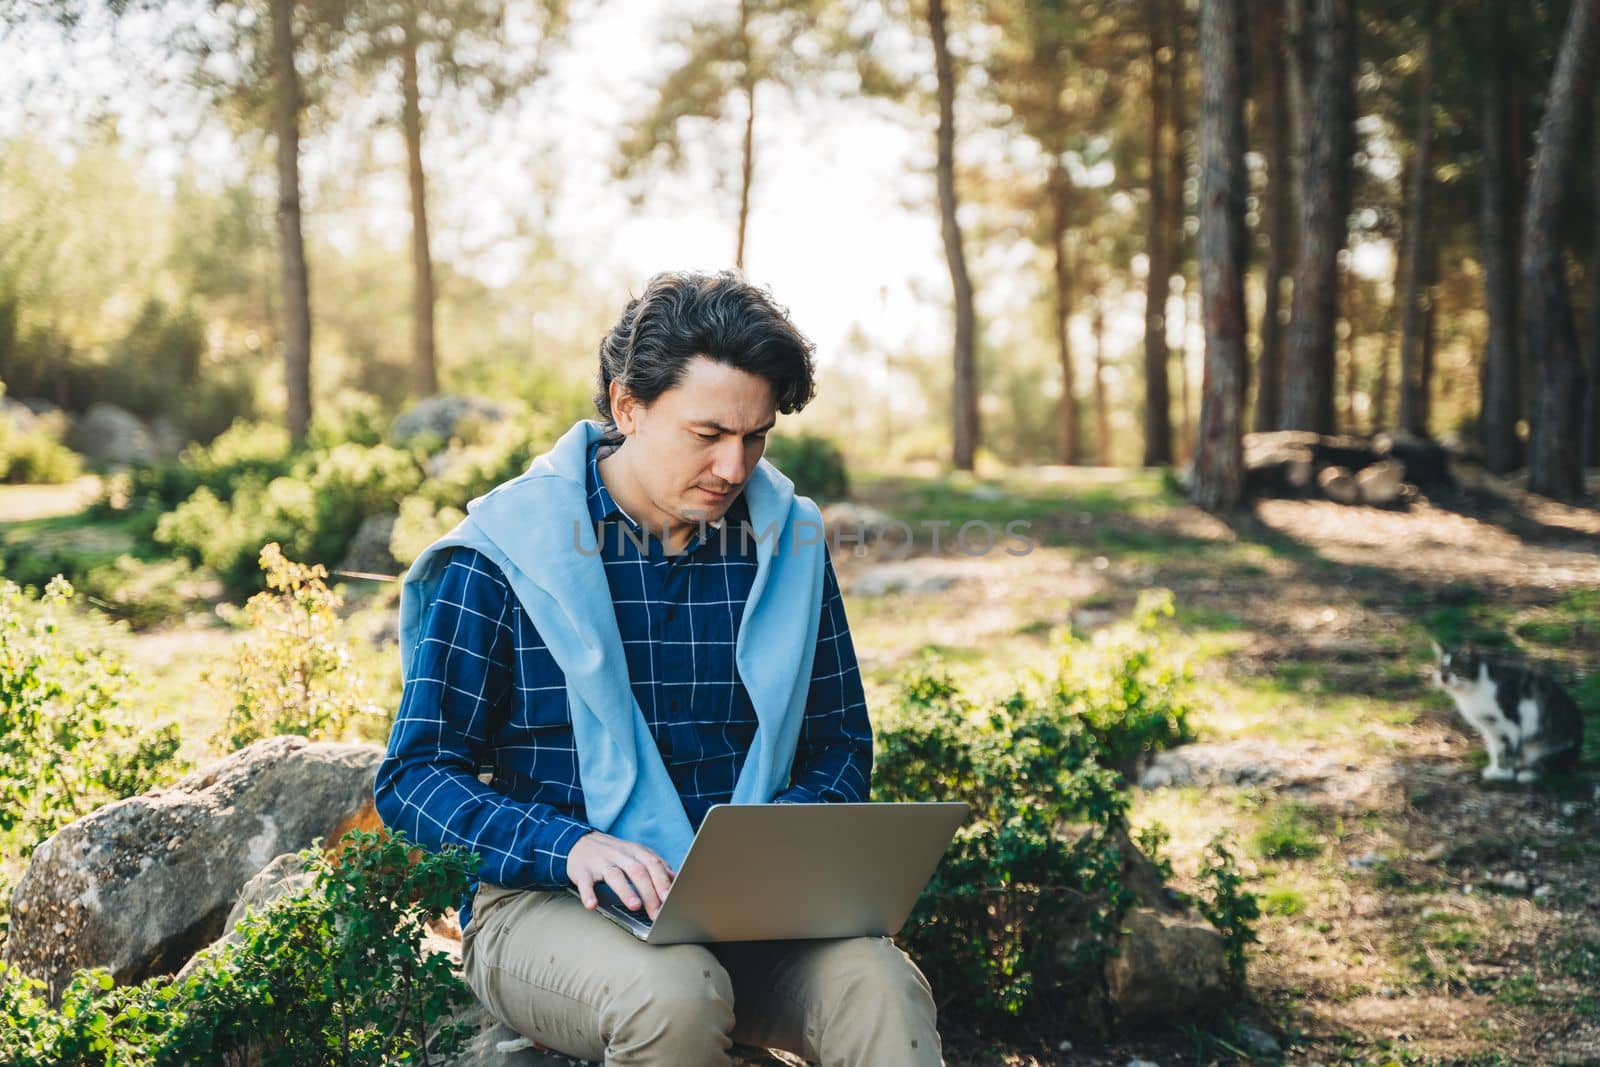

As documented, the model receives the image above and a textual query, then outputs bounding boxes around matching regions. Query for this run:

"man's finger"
[628,847,674,903]
[620,859,662,918]
[575,868,598,910]
[602,864,643,912]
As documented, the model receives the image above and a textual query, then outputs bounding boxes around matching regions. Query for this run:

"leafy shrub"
[762,432,849,501]
[0,577,185,859]
[411,416,550,511]
[1197,833,1261,986]
[121,419,296,514]
[0,404,81,485]
[1045,589,1196,773]
[304,443,424,564]
[212,544,383,751]
[0,829,477,1066]
[874,594,1237,1028]
[153,479,316,597]
[390,495,465,568]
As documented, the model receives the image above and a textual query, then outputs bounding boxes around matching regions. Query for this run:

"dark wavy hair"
[593,270,817,433]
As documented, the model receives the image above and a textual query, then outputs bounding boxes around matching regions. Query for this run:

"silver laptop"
[571,802,968,944]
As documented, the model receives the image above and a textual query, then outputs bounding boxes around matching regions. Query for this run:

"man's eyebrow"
[693,419,777,435]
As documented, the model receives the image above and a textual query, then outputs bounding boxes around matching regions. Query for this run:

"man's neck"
[597,443,704,556]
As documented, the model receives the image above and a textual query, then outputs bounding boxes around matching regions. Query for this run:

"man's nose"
[711,441,747,487]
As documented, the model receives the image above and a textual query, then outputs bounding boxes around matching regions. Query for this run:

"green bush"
[874,593,1238,1029]
[875,667,1133,1024]
[1045,589,1196,774]
[0,401,81,485]
[411,416,551,511]
[212,544,383,751]
[0,577,185,860]
[304,443,424,564]
[762,432,849,501]
[0,830,478,1066]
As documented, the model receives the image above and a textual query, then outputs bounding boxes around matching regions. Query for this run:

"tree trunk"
[1281,0,1355,434]
[735,0,754,271]
[929,0,979,471]
[1252,0,1291,432]
[1170,0,1191,460]
[1194,0,1250,511]
[1094,292,1111,465]
[1478,5,1521,472]
[1586,84,1600,467]
[1143,0,1174,465]
[1397,6,1436,438]
[1522,0,1598,500]
[270,0,312,443]
[402,25,438,399]
[1050,158,1079,464]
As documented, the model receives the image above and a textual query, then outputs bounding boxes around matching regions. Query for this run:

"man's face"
[612,355,777,528]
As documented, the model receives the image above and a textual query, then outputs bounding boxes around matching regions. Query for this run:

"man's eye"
[695,431,718,442]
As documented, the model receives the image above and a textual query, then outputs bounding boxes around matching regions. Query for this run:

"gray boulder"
[65,403,159,465]
[338,513,401,577]
[391,395,512,449]
[4,736,383,996]
[1102,907,1230,1021]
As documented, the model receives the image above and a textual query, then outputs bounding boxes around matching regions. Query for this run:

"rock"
[65,403,159,466]
[1103,907,1229,1022]
[1347,852,1382,870]
[1355,459,1406,506]
[1137,740,1344,792]
[338,513,401,577]
[434,1003,577,1066]
[1492,871,1530,893]
[391,395,511,449]
[1533,884,1554,901]
[1316,465,1361,504]
[819,501,899,541]
[845,560,960,597]
[1236,1022,1281,1059]
[4,737,383,996]
[224,852,316,938]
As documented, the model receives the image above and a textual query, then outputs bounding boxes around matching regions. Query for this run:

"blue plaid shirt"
[375,436,873,931]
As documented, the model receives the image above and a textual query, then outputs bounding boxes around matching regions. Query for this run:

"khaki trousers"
[461,883,943,1067]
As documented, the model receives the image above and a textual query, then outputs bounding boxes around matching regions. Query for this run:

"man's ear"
[611,381,640,434]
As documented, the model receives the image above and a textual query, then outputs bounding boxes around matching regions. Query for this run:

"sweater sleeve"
[374,547,593,890]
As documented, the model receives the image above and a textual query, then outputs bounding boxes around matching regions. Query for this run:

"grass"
[1254,803,1325,861]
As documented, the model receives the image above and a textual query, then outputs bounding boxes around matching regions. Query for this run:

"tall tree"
[1193,0,1249,510]
[1477,3,1521,471]
[1522,0,1599,500]
[1586,84,1600,467]
[269,0,315,442]
[1251,0,1291,432]
[1142,0,1174,464]
[615,0,856,272]
[344,0,569,399]
[1049,160,1081,464]
[1395,1,1436,438]
[928,0,980,470]
[1281,0,1356,433]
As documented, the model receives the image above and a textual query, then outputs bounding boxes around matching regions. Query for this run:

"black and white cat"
[1432,644,1585,782]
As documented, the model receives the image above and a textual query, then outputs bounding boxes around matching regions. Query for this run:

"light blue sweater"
[398,418,827,869]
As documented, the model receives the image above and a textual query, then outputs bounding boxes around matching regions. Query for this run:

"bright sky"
[0,0,969,367]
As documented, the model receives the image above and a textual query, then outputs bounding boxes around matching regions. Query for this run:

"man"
[375,270,941,1066]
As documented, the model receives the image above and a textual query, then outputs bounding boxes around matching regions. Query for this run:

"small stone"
[1561,802,1581,818]
[1058,1040,1073,1052]
[1127,1060,1161,1067]
[1533,885,1554,901]
[1493,871,1530,893]
[1348,852,1382,870]
[1237,1023,1281,1058]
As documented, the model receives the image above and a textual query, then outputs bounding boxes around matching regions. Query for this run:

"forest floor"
[3,466,1598,1066]
[831,466,1600,1067]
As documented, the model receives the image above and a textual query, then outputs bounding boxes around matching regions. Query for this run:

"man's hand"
[567,831,675,920]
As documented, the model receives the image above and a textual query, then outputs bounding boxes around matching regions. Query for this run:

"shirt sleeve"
[374,547,593,890]
[773,543,874,804]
